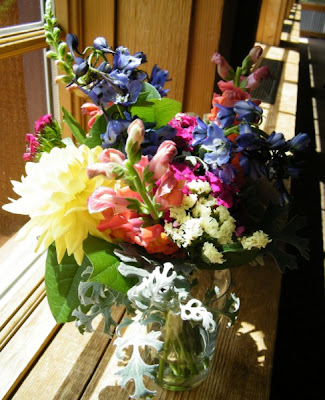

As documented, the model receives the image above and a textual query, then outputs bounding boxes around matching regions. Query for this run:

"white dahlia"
[3,144,112,265]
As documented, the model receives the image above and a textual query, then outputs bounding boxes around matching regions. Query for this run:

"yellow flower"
[3,145,113,265]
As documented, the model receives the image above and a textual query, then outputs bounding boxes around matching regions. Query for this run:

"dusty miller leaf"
[114,319,164,399]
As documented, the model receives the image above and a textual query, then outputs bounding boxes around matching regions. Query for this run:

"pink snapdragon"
[246,66,271,91]
[81,103,103,129]
[125,119,145,156]
[149,140,177,180]
[87,149,125,179]
[211,53,234,80]
[87,187,132,214]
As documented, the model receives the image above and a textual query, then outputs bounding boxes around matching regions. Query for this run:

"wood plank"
[0,234,47,329]
[183,0,225,117]
[0,298,59,400]
[80,261,281,399]
[116,0,193,106]
[0,281,45,350]
[256,0,287,46]
[12,308,125,400]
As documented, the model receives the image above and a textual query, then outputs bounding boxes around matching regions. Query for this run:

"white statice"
[200,216,220,238]
[187,180,212,194]
[182,193,198,210]
[164,218,203,248]
[215,204,231,223]
[217,218,236,244]
[182,218,203,247]
[240,230,272,250]
[202,242,224,264]
[192,202,212,218]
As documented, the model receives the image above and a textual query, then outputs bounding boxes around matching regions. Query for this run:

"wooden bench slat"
[11,307,125,400]
[0,298,59,400]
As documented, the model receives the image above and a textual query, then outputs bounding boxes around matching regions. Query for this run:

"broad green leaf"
[83,236,137,293]
[130,98,182,128]
[84,113,107,148]
[45,244,90,323]
[140,82,161,100]
[62,106,86,144]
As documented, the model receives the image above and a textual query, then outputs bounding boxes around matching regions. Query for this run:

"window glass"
[0,0,42,29]
[0,48,48,247]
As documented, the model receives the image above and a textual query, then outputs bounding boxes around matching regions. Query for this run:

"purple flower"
[266,132,286,149]
[93,37,114,54]
[113,46,146,72]
[216,104,236,128]
[287,133,310,152]
[149,64,170,97]
[200,123,232,166]
[234,100,263,123]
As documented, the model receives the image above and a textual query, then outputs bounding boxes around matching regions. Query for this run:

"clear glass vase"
[146,268,232,392]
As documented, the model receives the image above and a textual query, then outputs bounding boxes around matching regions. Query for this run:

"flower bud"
[246,66,271,91]
[125,119,145,159]
[248,46,263,64]
[211,53,234,80]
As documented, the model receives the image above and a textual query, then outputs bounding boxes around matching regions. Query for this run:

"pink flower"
[208,82,250,121]
[81,103,103,129]
[211,53,234,80]
[149,140,177,180]
[87,149,125,179]
[168,113,197,151]
[154,168,185,209]
[246,66,271,91]
[125,119,145,155]
[248,46,263,64]
[87,187,131,214]
[171,163,199,183]
[23,133,40,161]
[98,209,143,244]
[34,114,52,134]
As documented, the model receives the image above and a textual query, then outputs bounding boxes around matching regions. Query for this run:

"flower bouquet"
[3,1,310,398]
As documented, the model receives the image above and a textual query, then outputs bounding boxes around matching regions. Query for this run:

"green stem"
[125,161,161,223]
[234,66,242,87]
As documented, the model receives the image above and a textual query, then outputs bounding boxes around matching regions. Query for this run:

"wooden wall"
[55,0,225,122]
[256,0,290,46]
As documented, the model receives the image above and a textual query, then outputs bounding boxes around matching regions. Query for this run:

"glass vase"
[146,268,232,392]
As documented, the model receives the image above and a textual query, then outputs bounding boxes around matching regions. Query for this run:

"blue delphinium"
[234,100,263,123]
[216,104,236,128]
[149,64,170,97]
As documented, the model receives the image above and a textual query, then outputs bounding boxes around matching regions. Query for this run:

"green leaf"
[45,244,90,323]
[84,113,107,148]
[130,98,182,128]
[140,82,161,100]
[83,236,137,293]
[62,107,86,144]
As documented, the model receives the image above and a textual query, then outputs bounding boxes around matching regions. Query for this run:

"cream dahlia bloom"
[3,144,112,265]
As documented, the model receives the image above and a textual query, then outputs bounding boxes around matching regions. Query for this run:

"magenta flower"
[34,114,53,134]
[168,113,197,151]
[23,133,40,161]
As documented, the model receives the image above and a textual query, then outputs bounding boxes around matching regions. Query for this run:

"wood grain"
[183,0,224,116]
[256,0,287,46]
[11,308,125,400]
[0,298,59,400]
[116,0,193,106]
